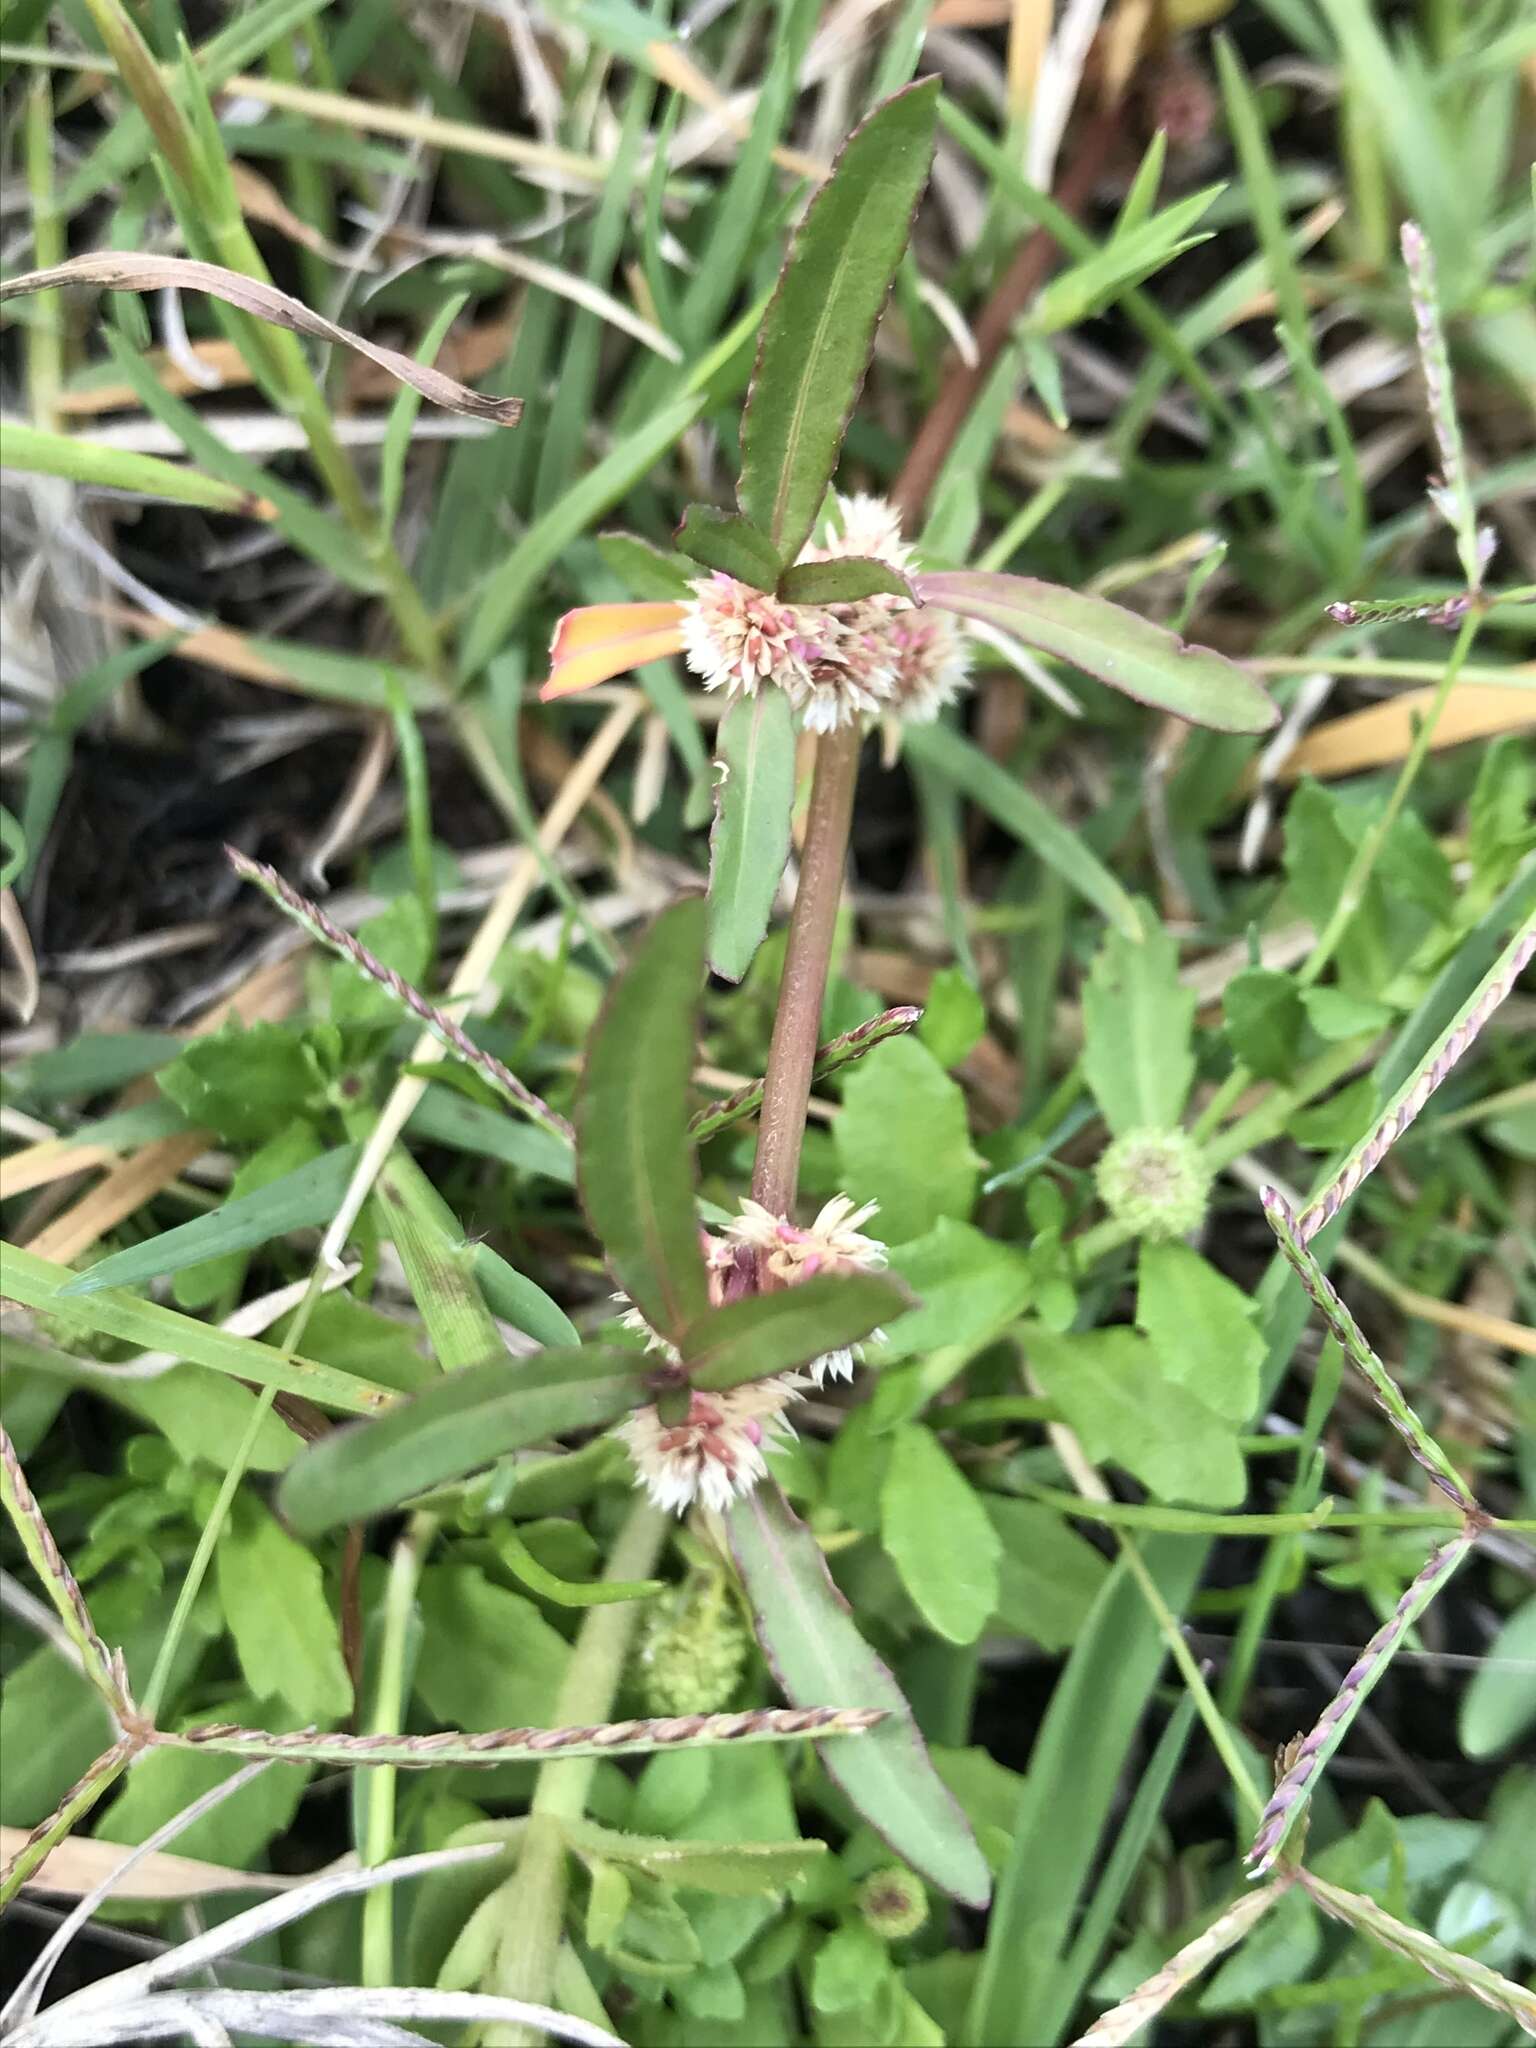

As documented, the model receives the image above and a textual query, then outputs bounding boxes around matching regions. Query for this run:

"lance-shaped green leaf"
[917,572,1278,733]
[277,1349,647,1535]
[577,898,711,1341]
[58,1145,362,1298]
[682,1272,909,1390]
[675,505,781,591]
[777,558,918,605]
[729,1482,991,1908]
[708,688,797,983]
[737,78,939,560]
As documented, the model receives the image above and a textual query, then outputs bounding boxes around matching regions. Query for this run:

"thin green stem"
[492,1501,668,2043]
[360,1512,437,1988]
[1012,1479,1464,1536]
[751,724,863,1215]
[24,75,62,428]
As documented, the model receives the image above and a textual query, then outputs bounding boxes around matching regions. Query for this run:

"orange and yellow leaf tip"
[540,602,687,699]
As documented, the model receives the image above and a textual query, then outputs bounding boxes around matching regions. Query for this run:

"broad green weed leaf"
[919,572,1277,732]
[62,1140,357,1299]
[676,504,781,589]
[882,1220,1032,1361]
[917,967,986,1068]
[683,1272,909,1391]
[1460,1596,1536,1758]
[158,1019,325,1143]
[901,720,1139,937]
[880,1425,1001,1645]
[984,1499,1110,1650]
[1027,1328,1245,1507]
[1223,967,1305,1080]
[215,1494,351,1721]
[836,1036,980,1245]
[729,1482,990,1908]
[1136,1241,1264,1422]
[738,78,939,560]
[98,1705,309,1869]
[812,1920,892,2011]
[709,688,797,983]
[577,898,711,1341]
[277,1348,646,1534]
[414,1563,569,1728]
[1082,906,1196,1135]
[776,558,917,605]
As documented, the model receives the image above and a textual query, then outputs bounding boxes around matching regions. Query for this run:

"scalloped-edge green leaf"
[737,78,939,560]
[59,1144,362,1298]
[918,571,1278,734]
[277,1348,646,1534]
[676,505,781,590]
[708,688,797,983]
[729,1481,991,1908]
[682,1271,910,1390]
[576,898,711,1341]
[777,558,918,605]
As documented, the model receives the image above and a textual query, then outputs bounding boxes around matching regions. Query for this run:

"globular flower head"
[723,1193,888,1383]
[616,1376,801,1517]
[1095,1126,1212,1241]
[681,571,897,732]
[855,1865,929,1941]
[810,496,970,728]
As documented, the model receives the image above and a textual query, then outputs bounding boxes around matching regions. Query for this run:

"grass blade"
[708,687,796,982]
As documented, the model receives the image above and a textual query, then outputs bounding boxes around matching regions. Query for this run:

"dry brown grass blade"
[1242,684,1536,788]
[19,1128,212,1267]
[1,255,522,426]
[0,1826,303,1901]
[54,339,253,413]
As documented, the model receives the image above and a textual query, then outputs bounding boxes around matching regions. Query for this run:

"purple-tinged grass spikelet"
[226,847,574,1144]
[1300,1871,1536,2037]
[1400,221,1483,595]
[688,1004,922,1142]
[165,1704,886,1769]
[1263,1190,1474,1509]
[1324,594,1474,630]
[1296,916,1536,1245]
[0,1425,130,1717]
[1072,1884,1287,2046]
[1245,1534,1474,1877]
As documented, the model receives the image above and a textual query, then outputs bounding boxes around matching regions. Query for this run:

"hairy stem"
[750,724,863,1216]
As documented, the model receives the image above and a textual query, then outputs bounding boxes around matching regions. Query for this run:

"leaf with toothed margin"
[917,572,1278,734]
[708,688,797,983]
[738,79,939,562]
[576,898,712,1342]
[777,558,918,605]
[682,1272,910,1391]
[675,505,781,591]
[729,1481,991,1908]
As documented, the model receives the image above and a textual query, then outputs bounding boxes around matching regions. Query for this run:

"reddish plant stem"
[890,104,1122,530]
[750,723,862,1215]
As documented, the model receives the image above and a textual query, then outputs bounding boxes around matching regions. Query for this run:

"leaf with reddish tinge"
[729,1482,991,1908]
[918,572,1278,733]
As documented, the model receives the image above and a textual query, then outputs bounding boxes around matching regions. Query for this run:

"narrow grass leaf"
[373,1151,503,1374]
[471,1245,580,1351]
[0,422,273,517]
[919,573,1278,733]
[902,721,1139,937]
[58,1145,362,1298]
[729,1481,991,1908]
[277,1349,647,1534]
[576,898,711,1342]
[738,78,939,560]
[708,687,796,982]
[1,1244,394,1415]
[675,506,780,590]
[682,1272,909,1391]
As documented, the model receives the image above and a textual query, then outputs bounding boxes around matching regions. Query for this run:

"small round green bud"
[1095,1127,1211,1240]
[855,1866,928,1941]
[635,1572,749,1717]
